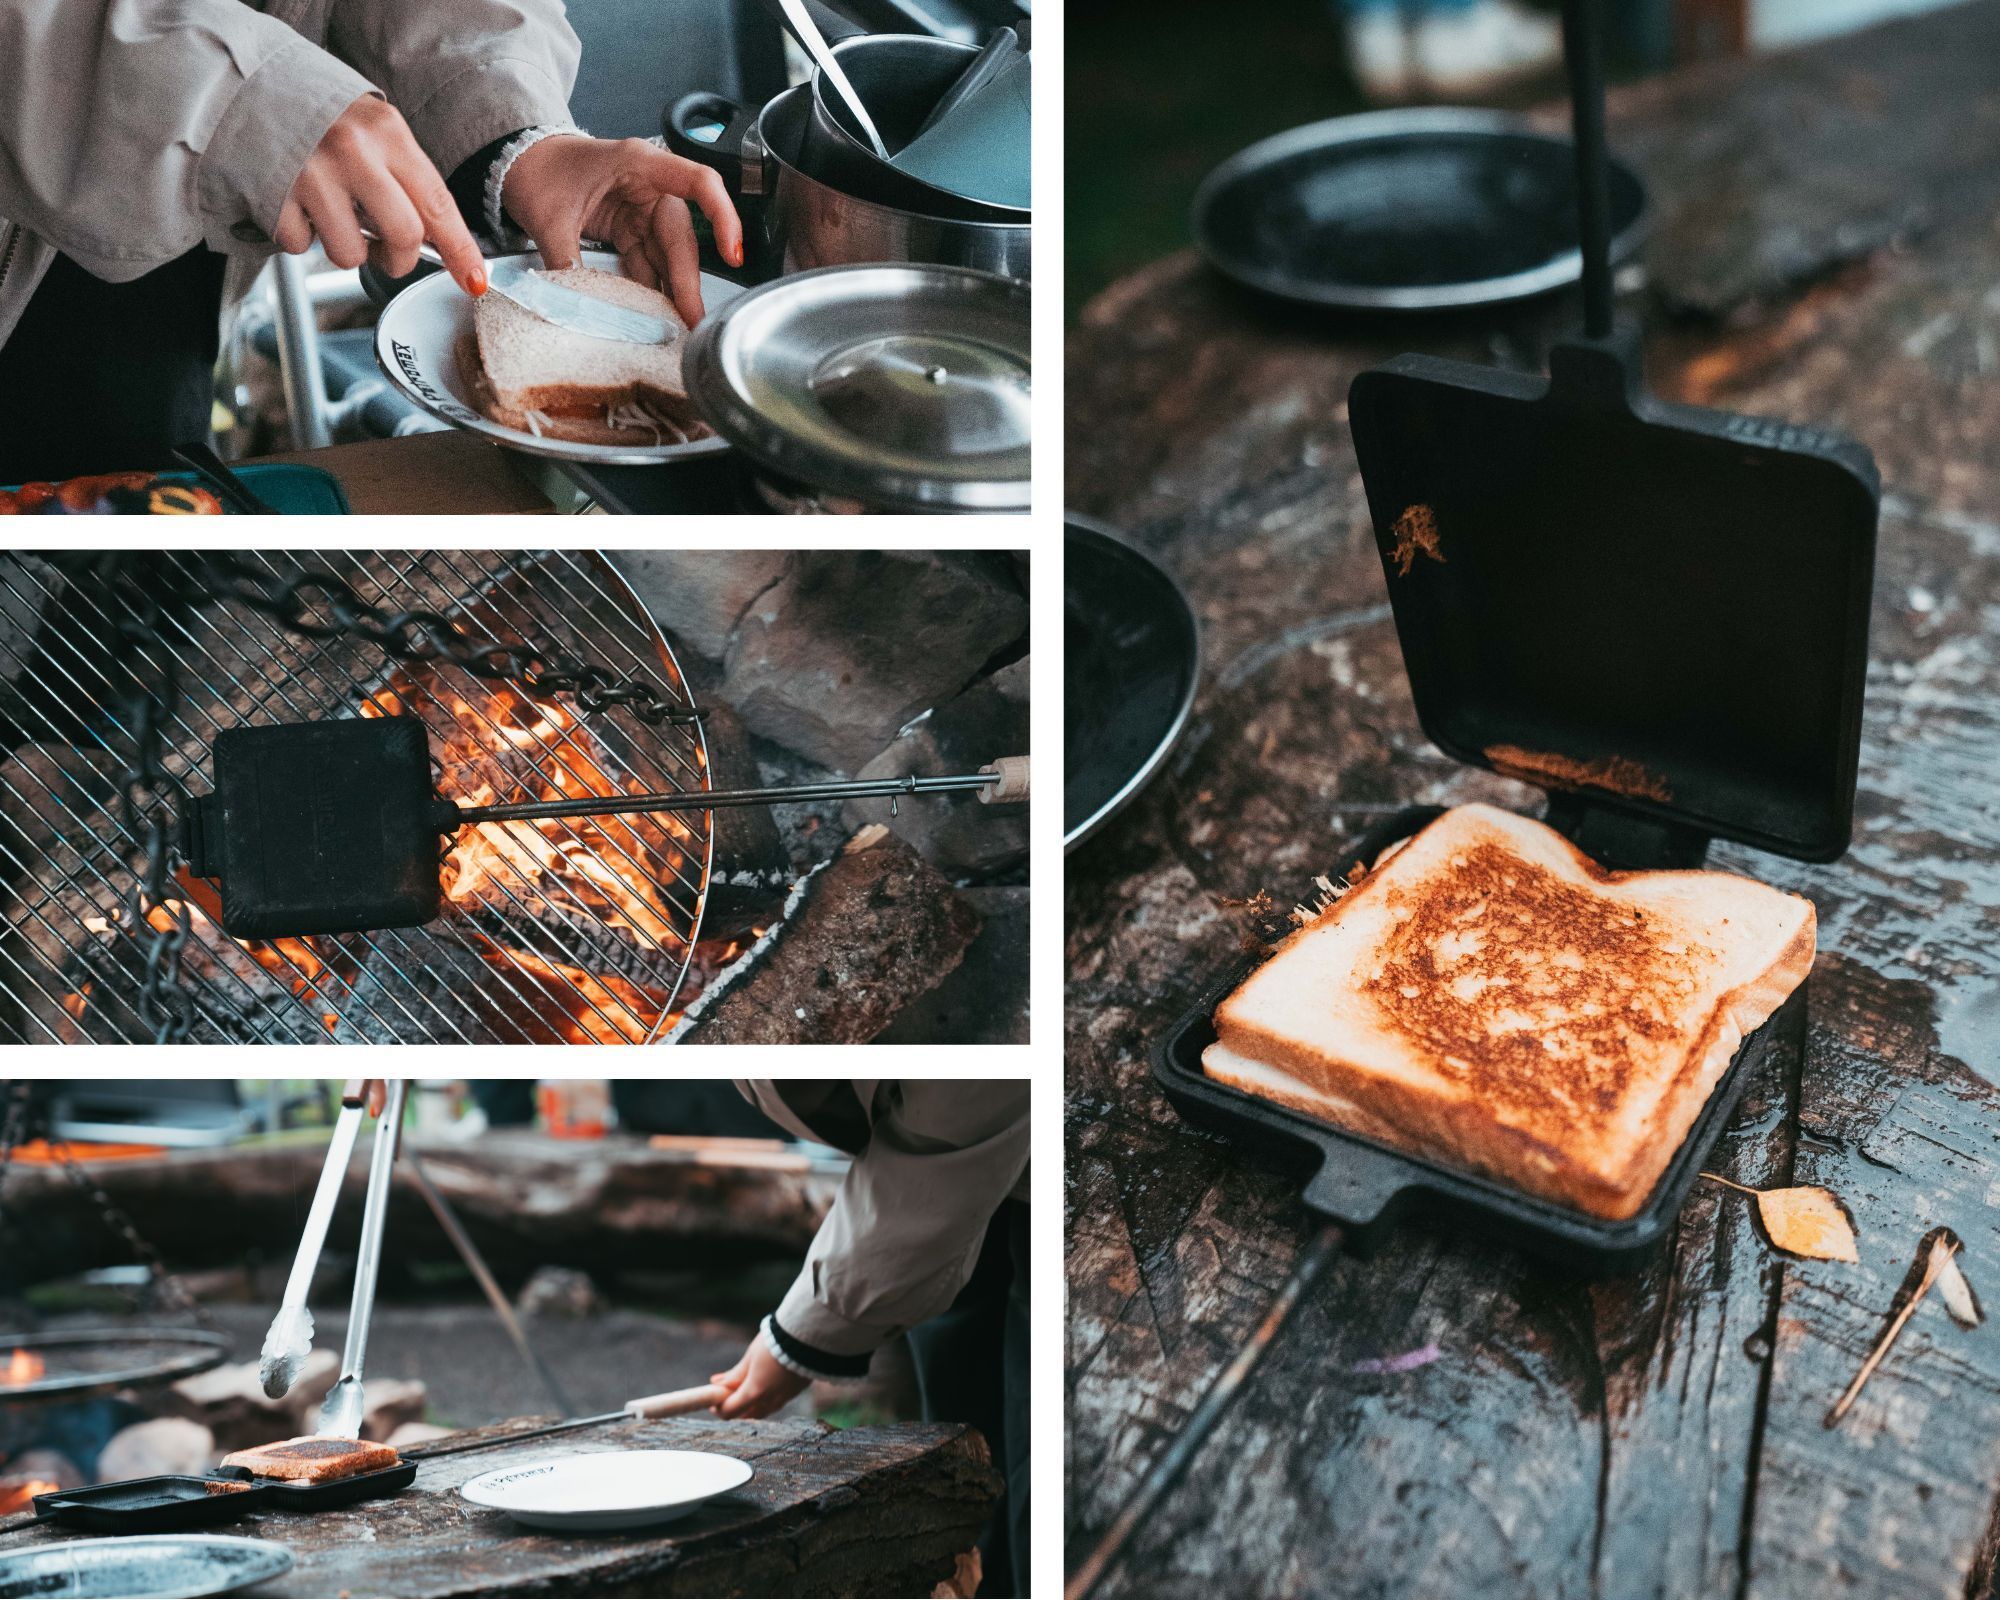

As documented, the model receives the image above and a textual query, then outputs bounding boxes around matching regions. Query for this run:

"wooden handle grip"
[624,1384,727,1418]
[979,756,1030,804]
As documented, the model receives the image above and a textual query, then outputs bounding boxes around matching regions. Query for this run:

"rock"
[0,555,66,712]
[842,657,1029,877]
[722,553,1028,771]
[670,830,982,1044]
[386,1421,453,1452]
[1,1448,82,1491]
[283,1349,341,1432]
[615,550,790,660]
[159,1355,318,1453]
[97,1417,214,1481]
[360,1378,427,1443]
[0,743,120,871]
[876,886,1030,1045]
[516,1265,606,1319]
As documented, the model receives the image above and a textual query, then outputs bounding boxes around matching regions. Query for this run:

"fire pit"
[0,1330,230,1518]
[0,552,717,1044]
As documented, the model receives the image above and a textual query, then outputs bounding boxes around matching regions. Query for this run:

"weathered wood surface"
[0,1132,837,1288]
[0,1413,999,1597]
[1065,7,2000,1598]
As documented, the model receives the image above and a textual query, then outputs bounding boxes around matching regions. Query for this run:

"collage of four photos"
[6,0,2000,1596]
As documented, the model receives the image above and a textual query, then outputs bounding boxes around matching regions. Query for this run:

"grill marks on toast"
[1364,841,1712,1117]
[1203,804,1817,1219]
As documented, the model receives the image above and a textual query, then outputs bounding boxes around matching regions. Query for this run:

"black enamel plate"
[1193,107,1648,312]
[1064,516,1201,851]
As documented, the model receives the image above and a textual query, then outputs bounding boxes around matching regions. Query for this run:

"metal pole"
[453,770,998,826]
[405,1150,574,1417]
[270,255,333,450]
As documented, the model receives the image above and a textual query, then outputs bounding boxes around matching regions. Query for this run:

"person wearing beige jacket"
[716,1080,1032,1598]
[0,0,740,483]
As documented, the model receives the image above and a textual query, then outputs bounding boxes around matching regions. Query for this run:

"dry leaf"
[1933,1232,1981,1327]
[1701,1174,1859,1262]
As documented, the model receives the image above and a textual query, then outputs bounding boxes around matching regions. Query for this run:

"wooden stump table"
[0,1415,999,1597]
[1065,7,2000,1598]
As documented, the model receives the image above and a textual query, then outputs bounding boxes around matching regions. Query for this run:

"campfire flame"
[4,1348,44,1384]
[62,653,743,1044]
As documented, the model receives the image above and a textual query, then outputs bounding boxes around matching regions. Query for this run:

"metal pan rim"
[1063,516,1201,851]
[1191,106,1650,312]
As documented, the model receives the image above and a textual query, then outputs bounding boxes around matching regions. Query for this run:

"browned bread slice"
[219,1435,400,1483]
[1203,803,1815,1219]
[469,267,708,446]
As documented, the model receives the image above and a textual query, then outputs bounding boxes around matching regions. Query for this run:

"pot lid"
[684,264,1031,512]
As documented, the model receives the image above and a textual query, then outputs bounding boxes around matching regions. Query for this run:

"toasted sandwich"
[219,1435,400,1484]
[468,268,708,447]
[1204,804,1815,1219]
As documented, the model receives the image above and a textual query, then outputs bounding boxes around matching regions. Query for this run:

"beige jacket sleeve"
[0,0,577,282]
[741,1081,1031,1368]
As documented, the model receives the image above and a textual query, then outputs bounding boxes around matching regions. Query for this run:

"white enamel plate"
[373,249,743,466]
[458,1449,755,1532]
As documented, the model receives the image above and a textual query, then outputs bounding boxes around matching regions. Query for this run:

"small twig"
[1826,1234,1958,1428]
[1699,1172,1761,1197]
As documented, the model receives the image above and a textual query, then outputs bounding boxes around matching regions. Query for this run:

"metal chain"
[0,1078,29,1222]
[99,553,703,1044]
[0,1079,207,1325]
[45,1136,215,1326]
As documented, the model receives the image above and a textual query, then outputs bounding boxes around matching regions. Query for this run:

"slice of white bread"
[1203,804,1815,1220]
[219,1435,400,1483]
[469,267,707,446]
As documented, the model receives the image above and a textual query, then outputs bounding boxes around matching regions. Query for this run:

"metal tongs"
[257,1079,407,1441]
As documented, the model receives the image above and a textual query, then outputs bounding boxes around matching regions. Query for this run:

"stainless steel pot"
[664,85,1030,282]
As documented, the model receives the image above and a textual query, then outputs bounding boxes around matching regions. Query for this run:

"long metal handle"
[450,768,1007,826]
[402,1385,726,1463]
[1560,0,1614,337]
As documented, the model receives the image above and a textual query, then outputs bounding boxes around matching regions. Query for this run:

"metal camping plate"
[1064,517,1200,851]
[373,250,742,465]
[682,263,1031,511]
[459,1449,754,1532]
[0,1535,293,1598]
[0,1330,230,1403]
[1193,107,1648,312]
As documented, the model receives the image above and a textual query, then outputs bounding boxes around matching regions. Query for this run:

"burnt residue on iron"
[1484,743,1673,804]
[1388,503,1443,576]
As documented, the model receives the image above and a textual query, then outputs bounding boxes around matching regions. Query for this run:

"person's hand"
[276,95,488,297]
[501,135,744,325]
[344,1079,389,1118]
[709,1333,810,1420]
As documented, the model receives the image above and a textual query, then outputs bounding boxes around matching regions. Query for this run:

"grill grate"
[0,551,711,1044]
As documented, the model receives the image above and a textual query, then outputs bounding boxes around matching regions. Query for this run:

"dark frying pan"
[1064,516,1200,851]
[1193,106,1647,312]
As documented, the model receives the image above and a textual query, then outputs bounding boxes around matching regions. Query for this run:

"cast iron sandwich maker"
[177,715,1028,941]
[1154,0,1880,1273]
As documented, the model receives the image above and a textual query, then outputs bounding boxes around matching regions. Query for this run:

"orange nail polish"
[468,267,488,296]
